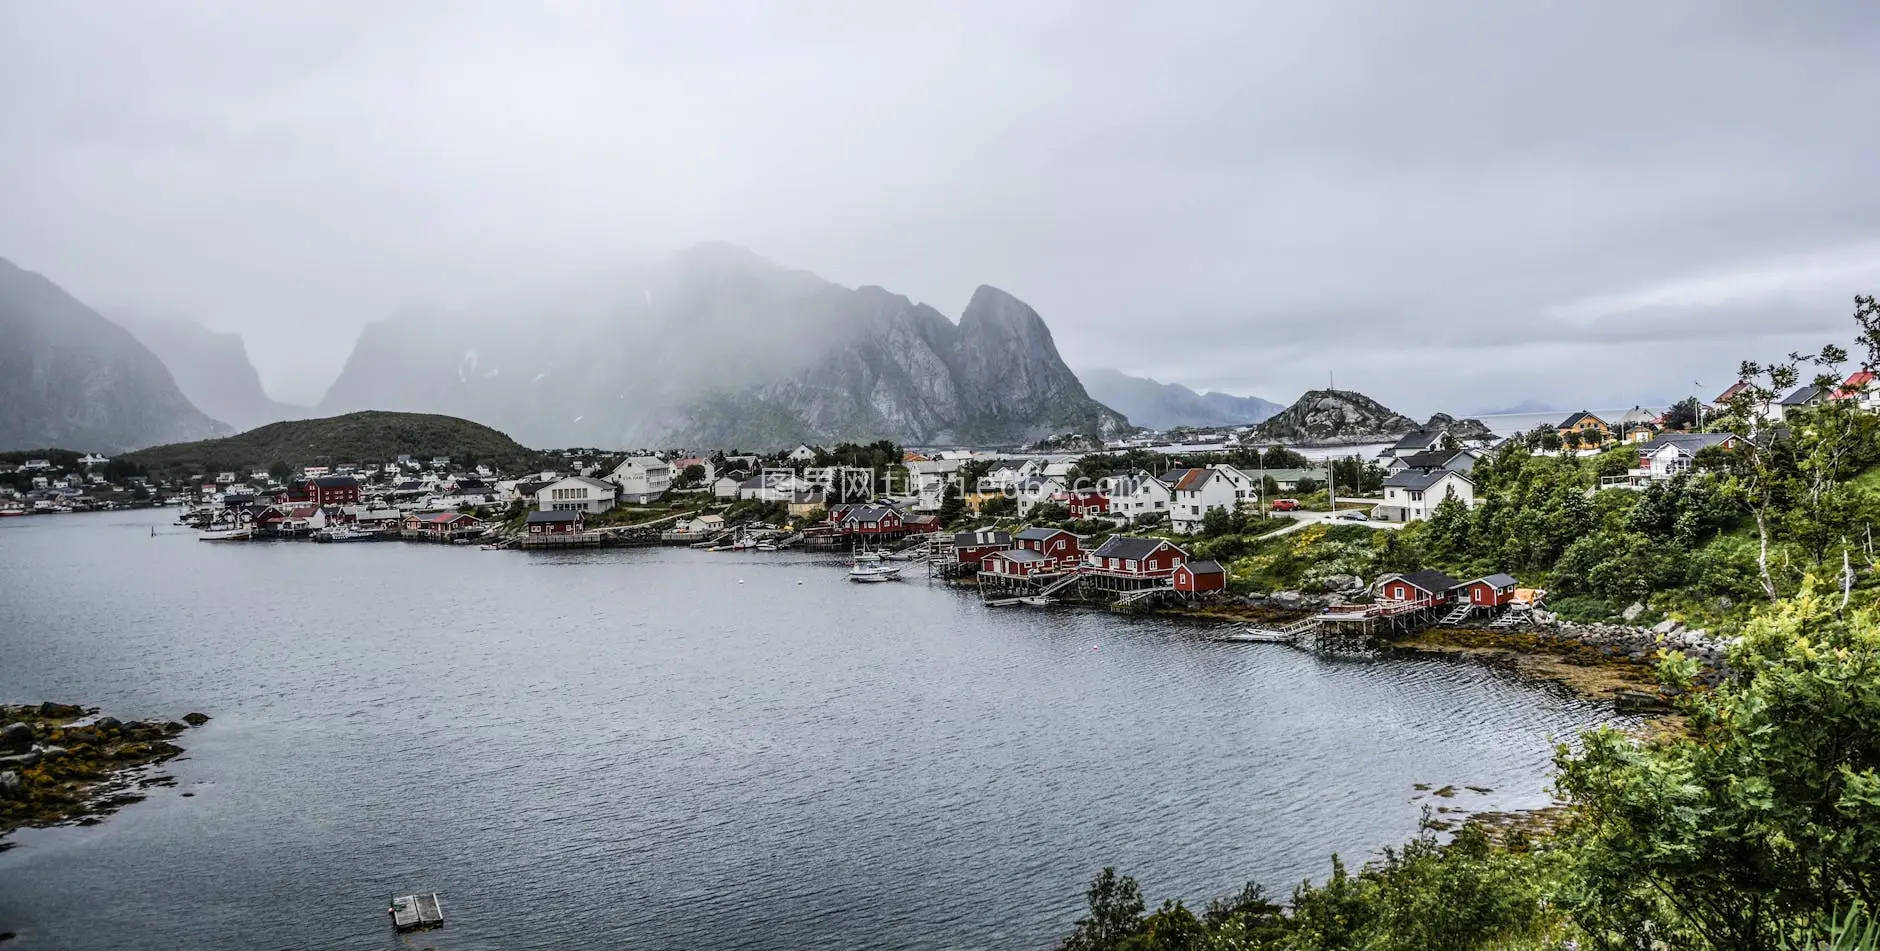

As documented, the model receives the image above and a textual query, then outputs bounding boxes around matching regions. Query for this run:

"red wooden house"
[841,505,906,537]
[308,476,362,506]
[1172,559,1227,594]
[1014,527,1081,569]
[1083,536,1188,579]
[950,529,1011,567]
[526,509,584,535]
[1457,573,1518,608]
[1064,490,1109,518]
[1380,570,1461,606]
[403,511,484,539]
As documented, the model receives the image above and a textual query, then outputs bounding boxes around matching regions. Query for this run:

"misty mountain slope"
[1080,367,1283,430]
[114,311,309,432]
[321,245,1127,448]
[0,257,227,452]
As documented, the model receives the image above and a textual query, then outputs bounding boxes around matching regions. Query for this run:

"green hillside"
[124,411,544,476]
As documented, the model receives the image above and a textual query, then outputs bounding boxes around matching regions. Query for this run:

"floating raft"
[390,893,444,931]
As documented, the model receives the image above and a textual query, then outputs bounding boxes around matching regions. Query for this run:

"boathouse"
[949,529,1011,567]
[980,548,1053,578]
[1458,572,1519,608]
[841,505,906,536]
[1172,559,1227,595]
[1380,569,1461,606]
[404,511,485,541]
[1013,527,1081,568]
[1083,536,1188,592]
[1065,490,1110,519]
[526,509,584,535]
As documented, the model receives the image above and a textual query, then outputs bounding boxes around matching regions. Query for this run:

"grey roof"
[951,529,1010,547]
[988,548,1047,563]
[1470,572,1518,589]
[527,510,582,524]
[1391,429,1445,451]
[310,475,360,488]
[554,476,615,492]
[1091,535,1178,560]
[1394,450,1469,471]
[1643,432,1734,456]
[1781,384,1824,406]
[1557,411,1605,429]
[1015,526,1071,541]
[1184,559,1225,575]
[1396,569,1462,594]
[1383,468,1470,491]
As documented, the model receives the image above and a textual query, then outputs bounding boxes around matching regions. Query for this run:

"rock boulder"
[0,722,32,753]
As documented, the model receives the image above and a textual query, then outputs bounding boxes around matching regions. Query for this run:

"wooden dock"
[390,893,444,931]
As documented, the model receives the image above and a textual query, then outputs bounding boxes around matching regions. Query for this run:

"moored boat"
[198,527,254,542]
[1213,627,1299,644]
[847,563,903,583]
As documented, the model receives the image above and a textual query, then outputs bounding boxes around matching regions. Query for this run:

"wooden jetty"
[390,893,444,931]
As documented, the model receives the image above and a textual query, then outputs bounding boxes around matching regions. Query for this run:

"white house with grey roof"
[1629,433,1737,483]
[608,455,672,503]
[1373,469,1475,523]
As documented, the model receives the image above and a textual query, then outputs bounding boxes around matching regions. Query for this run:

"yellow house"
[1556,411,1611,444]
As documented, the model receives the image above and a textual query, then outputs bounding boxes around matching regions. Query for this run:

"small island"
[0,702,206,847]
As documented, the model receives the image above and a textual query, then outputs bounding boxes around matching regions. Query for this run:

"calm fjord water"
[0,510,1618,950]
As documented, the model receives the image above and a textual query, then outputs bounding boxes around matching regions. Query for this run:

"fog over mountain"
[1079,368,1282,431]
[0,258,226,452]
[114,311,309,433]
[4,4,1878,414]
[319,244,1125,448]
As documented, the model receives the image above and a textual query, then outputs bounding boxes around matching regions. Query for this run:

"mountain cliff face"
[114,312,307,433]
[1079,367,1282,430]
[0,258,227,452]
[320,245,1126,448]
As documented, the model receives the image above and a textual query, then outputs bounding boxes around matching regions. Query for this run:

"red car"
[1271,499,1301,512]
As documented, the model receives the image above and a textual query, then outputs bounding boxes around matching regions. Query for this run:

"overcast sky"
[4,1,1878,412]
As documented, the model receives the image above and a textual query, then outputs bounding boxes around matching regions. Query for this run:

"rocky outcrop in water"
[1253,389,1419,444]
[0,703,203,843]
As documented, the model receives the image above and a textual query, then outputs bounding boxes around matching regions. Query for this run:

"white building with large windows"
[1373,469,1474,523]
[536,476,618,513]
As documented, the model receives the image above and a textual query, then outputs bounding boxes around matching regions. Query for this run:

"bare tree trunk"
[1844,547,1855,609]
[1756,508,1778,601]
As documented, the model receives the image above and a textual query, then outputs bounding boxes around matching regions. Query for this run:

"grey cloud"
[2,1,1876,411]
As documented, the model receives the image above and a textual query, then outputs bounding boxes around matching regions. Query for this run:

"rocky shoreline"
[0,702,207,850]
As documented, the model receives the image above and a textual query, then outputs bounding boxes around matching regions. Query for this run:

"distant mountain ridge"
[0,257,227,452]
[124,410,540,476]
[1079,367,1282,430]
[319,244,1127,449]
[114,311,309,433]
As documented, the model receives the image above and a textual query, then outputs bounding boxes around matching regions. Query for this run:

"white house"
[1013,476,1069,516]
[904,459,963,498]
[609,455,672,503]
[713,474,747,499]
[536,476,618,513]
[1630,433,1736,483]
[1105,470,1174,520]
[787,444,820,463]
[1166,465,1254,534]
[738,472,813,502]
[1384,449,1477,477]
[1380,429,1452,460]
[78,453,110,466]
[1373,470,1476,523]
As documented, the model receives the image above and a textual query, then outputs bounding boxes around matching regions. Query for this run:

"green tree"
[268,460,291,484]
[937,482,966,525]
[1558,584,1880,947]
[1059,868,1147,951]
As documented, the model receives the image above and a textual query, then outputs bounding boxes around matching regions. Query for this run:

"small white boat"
[314,526,375,543]
[756,543,779,552]
[1018,596,1057,606]
[198,527,253,542]
[848,563,904,583]
[852,551,883,562]
[1214,627,1298,644]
